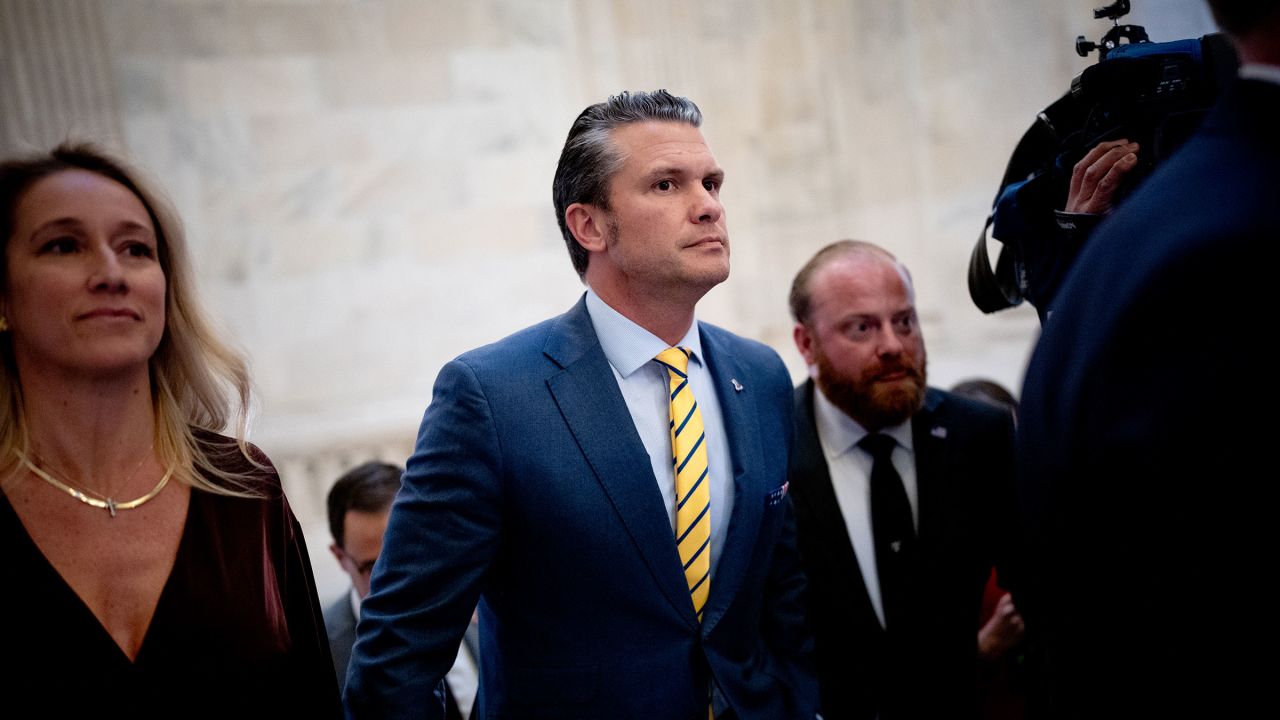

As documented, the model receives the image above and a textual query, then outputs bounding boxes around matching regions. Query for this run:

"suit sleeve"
[344,358,504,718]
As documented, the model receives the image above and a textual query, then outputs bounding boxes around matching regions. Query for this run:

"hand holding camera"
[1065,138,1140,215]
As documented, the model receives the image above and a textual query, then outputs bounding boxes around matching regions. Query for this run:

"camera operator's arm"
[1036,140,1142,316]
[1066,139,1140,214]
[971,140,1142,318]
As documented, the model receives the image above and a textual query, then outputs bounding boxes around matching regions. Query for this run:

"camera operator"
[1016,0,1279,716]
[969,2,1239,319]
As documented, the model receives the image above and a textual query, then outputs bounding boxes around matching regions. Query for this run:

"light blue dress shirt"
[585,288,734,577]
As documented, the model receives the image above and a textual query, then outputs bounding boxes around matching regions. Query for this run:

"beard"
[815,348,927,432]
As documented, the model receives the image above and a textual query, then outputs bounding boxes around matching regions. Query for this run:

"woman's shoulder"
[189,427,281,495]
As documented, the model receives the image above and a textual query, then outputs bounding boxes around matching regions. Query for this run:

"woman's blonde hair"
[0,143,261,495]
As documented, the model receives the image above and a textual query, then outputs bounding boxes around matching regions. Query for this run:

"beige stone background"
[1,0,1217,601]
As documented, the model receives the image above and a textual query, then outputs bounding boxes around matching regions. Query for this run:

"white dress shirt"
[585,288,734,576]
[811,385,918,628]
[1239,63,1280,85]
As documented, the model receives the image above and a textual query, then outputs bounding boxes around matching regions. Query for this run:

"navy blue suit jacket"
[1018,79,1278,718]
[345,296,817,719]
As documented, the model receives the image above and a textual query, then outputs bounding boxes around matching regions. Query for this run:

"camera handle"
[1076,25,1152,59]
[1075,0,1151,60]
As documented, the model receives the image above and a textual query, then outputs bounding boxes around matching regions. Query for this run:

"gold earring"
[0,316,8,332]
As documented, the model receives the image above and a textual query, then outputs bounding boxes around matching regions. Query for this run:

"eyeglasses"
[337,548,377,578]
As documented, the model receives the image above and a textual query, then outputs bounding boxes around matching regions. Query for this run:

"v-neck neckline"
[0,488,197,665]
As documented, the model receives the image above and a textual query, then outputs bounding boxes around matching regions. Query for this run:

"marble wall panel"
[316,53,452,108]
[1,0,1220,602]
[0,0,122,153]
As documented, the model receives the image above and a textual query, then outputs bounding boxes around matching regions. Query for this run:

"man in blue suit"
[345,90,817,719]
[1017,2,1279,717]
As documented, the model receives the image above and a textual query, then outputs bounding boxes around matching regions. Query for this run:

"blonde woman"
[0,145,339,716]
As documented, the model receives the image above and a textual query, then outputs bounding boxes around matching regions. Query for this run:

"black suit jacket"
[790,382,1015,720]
[1018,79,1278,718]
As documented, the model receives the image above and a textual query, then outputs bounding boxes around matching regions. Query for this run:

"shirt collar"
[585,288,704,377]
[1240,63,1280,86]
[812,381,914,459]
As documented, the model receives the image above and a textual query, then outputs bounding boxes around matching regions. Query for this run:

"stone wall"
[1,0,1218,600]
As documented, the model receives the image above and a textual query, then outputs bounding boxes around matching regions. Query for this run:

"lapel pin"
[931,426,947,439]
[731,378,743,392]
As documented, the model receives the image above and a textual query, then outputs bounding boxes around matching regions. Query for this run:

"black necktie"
[860,433,916,631]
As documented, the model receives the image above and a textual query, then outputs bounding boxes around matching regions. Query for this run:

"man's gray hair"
[552,90,702,279]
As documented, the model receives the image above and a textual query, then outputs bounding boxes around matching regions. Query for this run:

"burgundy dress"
[1,433,341,718]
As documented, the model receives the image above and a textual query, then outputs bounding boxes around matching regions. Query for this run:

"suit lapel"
[911,389,948,551]
[543,299,697,629]
[698,326,764,635]
[793,381,881,629]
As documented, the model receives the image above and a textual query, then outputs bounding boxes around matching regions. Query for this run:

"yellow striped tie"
[656,346,711,621]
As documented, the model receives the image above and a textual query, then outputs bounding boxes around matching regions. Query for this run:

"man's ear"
[329,542,344,564]
[565,202,608,255]
[793,322,817,366]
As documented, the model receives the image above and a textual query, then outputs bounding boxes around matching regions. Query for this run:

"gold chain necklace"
[36,445,153,501]
[16,450,173,518]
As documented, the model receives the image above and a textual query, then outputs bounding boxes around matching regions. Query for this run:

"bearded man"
[787,240,1018,720]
